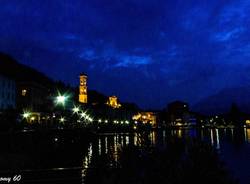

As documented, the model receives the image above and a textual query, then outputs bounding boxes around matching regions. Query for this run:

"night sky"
[0,0,250,109]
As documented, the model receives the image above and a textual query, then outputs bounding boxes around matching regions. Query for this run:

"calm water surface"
[1,128,249,183]
[82,128,250,184]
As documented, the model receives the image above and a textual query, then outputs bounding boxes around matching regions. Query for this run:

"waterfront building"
[0,74,16,110]
[132,112,157,128]
[167,101,190,126]
[0,52,54,112]
[17,81,51,112]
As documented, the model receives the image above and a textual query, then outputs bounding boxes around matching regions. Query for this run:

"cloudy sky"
[0,0,250,109]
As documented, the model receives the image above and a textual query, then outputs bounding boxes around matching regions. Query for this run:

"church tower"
[79,73,87,104]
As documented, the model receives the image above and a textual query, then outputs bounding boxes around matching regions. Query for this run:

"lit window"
[22,89,27,96]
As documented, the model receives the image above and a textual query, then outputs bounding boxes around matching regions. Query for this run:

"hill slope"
[193,86,250,115]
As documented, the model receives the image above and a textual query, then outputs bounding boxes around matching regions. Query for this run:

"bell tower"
[79,73,87,104]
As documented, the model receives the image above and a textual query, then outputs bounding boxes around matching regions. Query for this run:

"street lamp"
[22,112,31,119]
[80,112,86,118]
[60,117,65,123]
[72,106,80,114]
[54,91,70,107]
[56,95,67,105]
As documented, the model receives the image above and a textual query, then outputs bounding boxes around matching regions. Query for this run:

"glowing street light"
[54,91,70,106]
[80,112,86,118]
[86,115,90,119]
[72,106,80,114]
[60,117,65,123]
[56,95,66,105]
[22,112,31,119]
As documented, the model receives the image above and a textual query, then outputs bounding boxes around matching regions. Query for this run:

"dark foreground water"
[84,128,250,184]
[0,128,249,184]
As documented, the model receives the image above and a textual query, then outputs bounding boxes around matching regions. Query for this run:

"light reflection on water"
[83,128,250,168]
[83,128,250,166]
[80,128,250,184]
[246,128,250,143]
[216,129,220,150]
[81,128,250,182]
[210,129,214,146]
[82,143,92,180]
[105,136,108,154]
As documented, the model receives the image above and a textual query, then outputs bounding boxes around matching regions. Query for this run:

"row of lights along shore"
[97,119,130,125]
[21,92,133,125]
[22,92,94,123]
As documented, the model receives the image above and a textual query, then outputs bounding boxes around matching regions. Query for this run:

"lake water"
[83,128,250,184]
[0,128,249,183]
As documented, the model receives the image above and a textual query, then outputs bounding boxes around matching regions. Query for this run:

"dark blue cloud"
[0,0,250,108]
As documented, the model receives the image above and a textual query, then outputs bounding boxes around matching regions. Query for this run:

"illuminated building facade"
[167,101,190,126]
[106,96,121,109]
[132,112,157,127]
[0,74,16,110]
[79,73,88,104]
